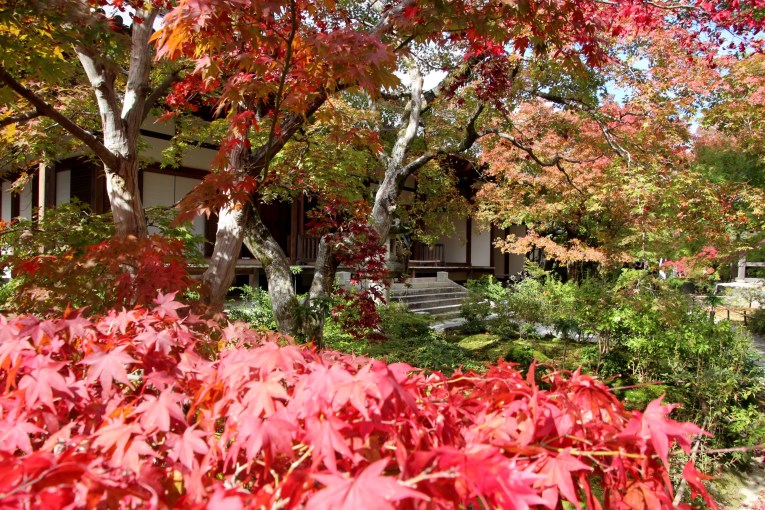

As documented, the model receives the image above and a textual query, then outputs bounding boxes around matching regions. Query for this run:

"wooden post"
[37,161,56,220]
[289,199,299,264]
[738,252,747,281]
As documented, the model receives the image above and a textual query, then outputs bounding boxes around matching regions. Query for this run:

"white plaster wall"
[56,170,71,206]
[471,221,491,267]
[18,184,32,220]
[140,136,216,172]
[142,172,175,208]
[1,182,11,222]
[143,115,176,136]
[174,175,205,246]
[181,147,216,171]
[440,218,467,264]
[142,171,205,244]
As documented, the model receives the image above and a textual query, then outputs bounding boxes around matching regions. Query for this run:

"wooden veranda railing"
[409,243,445,266]
[297,235,320,262]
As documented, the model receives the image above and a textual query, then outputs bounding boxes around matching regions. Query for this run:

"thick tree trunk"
[103,156,147,238]
[243,206,300,337]
[200,204,247,307]
[200,143,249,307]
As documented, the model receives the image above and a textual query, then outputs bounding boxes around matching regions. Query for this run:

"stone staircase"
[389,277,469,319]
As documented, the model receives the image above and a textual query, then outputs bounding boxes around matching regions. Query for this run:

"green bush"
[227,285,277,330]
[378,302,431,340]
[747,308,765,335]
[460,293,492,334]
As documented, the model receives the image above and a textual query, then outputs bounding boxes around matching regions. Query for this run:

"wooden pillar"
[289,199,299,264]
[738,252,747,281]
[466,217,472,266]
[37,161,56,221]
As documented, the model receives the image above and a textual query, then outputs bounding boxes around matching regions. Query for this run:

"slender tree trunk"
[302,238,339,345]
[243,206,300,337]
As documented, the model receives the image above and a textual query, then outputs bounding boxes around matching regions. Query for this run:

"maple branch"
[596,119,633,168]
[477,128,585,193]
[421,55,484,115]
[0,65,116,168]
[388,56,424,174]
[0,109,41,128]
[262,0,298,177]
[143,68,187,121]
[395,102,486,181]
[122,8,159,134]
[372,0,414,33]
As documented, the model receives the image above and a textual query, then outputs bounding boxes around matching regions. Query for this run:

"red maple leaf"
[306,459,428,510]
[167,426,209,470]
[619,397,706,466]
[537,449,591,507]
[682,461,718,510]
[152,291,186,319]
[135,388,186,433]
[305,413,353,472]
[82,345,136,396]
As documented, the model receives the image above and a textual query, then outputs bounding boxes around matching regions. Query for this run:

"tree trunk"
[302,238,339,346]
[200,204,247,308]
[243,206,300,337]
[200,143,249,308]
[103,156,147,238]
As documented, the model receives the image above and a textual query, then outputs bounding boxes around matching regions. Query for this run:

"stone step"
[404,297,467,310]
[412,304,463,318]
[390,284,461,293]
[390,285,467,296]
[390,289,468,301]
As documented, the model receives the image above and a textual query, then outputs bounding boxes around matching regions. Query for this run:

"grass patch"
[326,322,593,377]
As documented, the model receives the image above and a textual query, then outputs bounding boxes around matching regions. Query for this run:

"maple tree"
[0,0,183,238]
[0,293,721,508]
[153,0,765,338]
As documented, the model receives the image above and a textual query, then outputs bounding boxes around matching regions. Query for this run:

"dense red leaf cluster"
[0,295,716,508]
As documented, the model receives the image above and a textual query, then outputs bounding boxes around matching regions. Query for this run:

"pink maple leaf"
[136,388,186,433]
[18,355,73,410]
[167,426,209,470]
[82,345,136,396]
[153,291,186,319]
[0,409,41,454]
[305,413,354,472]
[250,342,305,375]
[242,373,289,417]
[306,459,428,510]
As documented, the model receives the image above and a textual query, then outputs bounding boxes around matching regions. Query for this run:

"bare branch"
[143,69,187,121]
[388,57,424,174]
[0,109,41,128]
[478,128,585,193]
[0,65,116,168]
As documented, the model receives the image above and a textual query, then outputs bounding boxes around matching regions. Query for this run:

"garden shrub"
[227,284,278,330]
[0,296,719,508]
[459,292,492,334]
[747,308,765,335]
[0,202,200,315]
[569,270,765,466]
[378,301,431,340]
